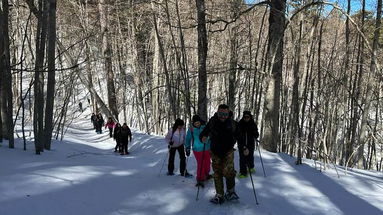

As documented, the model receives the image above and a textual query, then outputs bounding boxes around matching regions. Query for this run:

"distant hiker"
[165,118,191,177]
[120,123,132,155]
[91,113,97,129]
[200,104,239,204]
[79,102,83,112]
[237,111,259,178]
[113,123,122,153]
[185,115,211,187]
[105,117,116,138]
[96,113,104,134]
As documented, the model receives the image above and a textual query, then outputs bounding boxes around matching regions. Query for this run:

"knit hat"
[192,115,202,123]
[175,118,185,126]
[243,111,252,117]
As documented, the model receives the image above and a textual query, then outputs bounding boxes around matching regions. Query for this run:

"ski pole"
[248,164,259,205]
[256,139,266,177]
[196,142,206,201]
[159,146,170,177]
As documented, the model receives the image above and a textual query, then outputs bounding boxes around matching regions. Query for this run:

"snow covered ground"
[1,117,383,215]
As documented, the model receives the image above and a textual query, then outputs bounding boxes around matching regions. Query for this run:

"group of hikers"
[91,113,132,155]
[165,104,259,204]
[90,103,259,204]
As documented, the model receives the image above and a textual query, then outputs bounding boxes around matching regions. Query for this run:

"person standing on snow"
[185,115,212,187]
[165,118,191,177]
[120,123,132,155]
[113,123,122,153]
[105,117,116,138]
[200,104,239,204]
[237,111,259,178]
[91,113,97,129]
[96,113,104,134]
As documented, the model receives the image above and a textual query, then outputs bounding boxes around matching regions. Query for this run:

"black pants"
[239,146,255,175]
[115,141,121,152]
[121,141,128,154]
[168,145,186,175]
[108,128,113,137]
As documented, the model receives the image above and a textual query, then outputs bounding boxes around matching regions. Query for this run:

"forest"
[0,0,382,171]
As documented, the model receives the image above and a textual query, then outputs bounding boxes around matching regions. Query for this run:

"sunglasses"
[244,115,251,118]
[218,112,229,117]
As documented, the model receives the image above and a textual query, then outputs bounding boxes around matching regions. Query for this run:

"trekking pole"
[248,164,259,205]
[196,142,206,201]
[256,139,266,177]
[159,147,169,177]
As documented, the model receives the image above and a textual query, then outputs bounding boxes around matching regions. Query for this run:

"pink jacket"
[165,128,185,148]
[105,121,115,129]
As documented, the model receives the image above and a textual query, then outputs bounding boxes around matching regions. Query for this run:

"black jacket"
[114,126,122,142]
[199,113,239,158]
[237,117,259,150]
[120,126,132,143]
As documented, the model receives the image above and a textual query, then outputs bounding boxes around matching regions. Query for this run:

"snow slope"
[1,118,383,215]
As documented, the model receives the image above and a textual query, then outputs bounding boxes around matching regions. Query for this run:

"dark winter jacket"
[114,126,122,142]
[199,113,239,158]
[237,116,259,151]
[120,126,132,143]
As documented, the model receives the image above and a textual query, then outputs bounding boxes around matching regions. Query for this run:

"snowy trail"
[0,118,383,215]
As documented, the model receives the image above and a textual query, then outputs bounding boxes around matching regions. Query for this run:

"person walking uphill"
[200,104,239,204]
[113,123,122,153]
[185,115,211,187]
[165,118,191,177]
[105,117,116,138]
[120,123,132,155]
[237,111,259,178]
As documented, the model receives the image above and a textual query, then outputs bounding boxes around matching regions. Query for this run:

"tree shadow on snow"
[278,154,383,215]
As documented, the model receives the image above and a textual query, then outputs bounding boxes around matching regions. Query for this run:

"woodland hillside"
[0,0,382,171]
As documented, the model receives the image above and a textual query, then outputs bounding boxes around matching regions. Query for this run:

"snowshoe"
[224,191,239,201]
[210,194,225,204]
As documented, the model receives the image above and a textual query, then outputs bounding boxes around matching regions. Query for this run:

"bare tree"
[98,0,118,120]
[196,0,208,121]
[0,0,14,148]
[262,0,286,152]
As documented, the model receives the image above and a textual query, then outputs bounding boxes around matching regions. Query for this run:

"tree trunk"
[263,0,286,152]
[196,0,208,121]
[0,0,14,148]
[293,20,303,164]
[33,0,48,154]
[152,3,176,123]
[43,0,57,150]
[98,0,118,120]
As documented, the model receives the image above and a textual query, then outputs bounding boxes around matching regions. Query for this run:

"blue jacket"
[185,125,210,152]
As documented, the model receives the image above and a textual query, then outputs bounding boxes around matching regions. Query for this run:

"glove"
[243,147,249,156]
[169,141,174,146]
[185,149,191,157]
[168,144,171,149]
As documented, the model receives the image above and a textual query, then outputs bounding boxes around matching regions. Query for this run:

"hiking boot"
[238,174,247,178]
[167,172,174,176]
[224,191,239,201]
[210,194,225,204]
